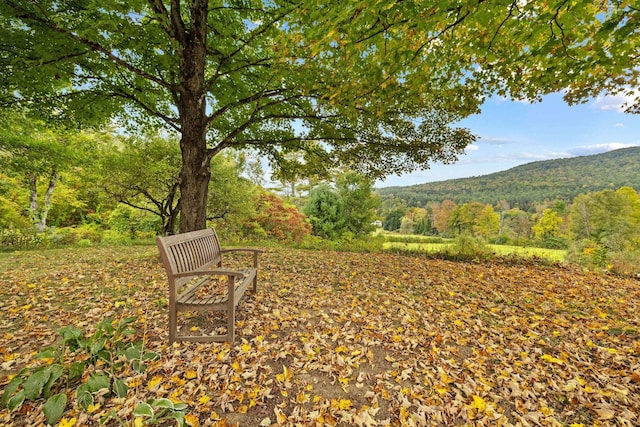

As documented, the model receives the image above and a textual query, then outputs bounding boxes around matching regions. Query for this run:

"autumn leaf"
[540,354,564,365]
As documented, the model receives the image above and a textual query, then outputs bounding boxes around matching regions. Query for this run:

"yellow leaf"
[241,343,251,353]
[276,365,292,382]
[434,384,448,395]
[57,418,77,427]
[400,406,409,421]
[470,395,486,412]
[185,369,197,379]
[134,419,144,427]
[237,405,248,414]
[296,391,310,403]
[198,395,211,405]
[147,375,163,390]
[185,414,200,426]
[338,399,353,410]
[190,326,199,331]
[128,377,142,388]
[541,354,564,365]
[274,407,287,424]
[87,403,101,413]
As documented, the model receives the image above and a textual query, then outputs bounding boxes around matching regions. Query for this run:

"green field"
[383,241,566,262]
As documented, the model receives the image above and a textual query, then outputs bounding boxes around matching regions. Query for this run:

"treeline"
[377,147,640,209]
[380,186,640,272]
[0,114,381,251]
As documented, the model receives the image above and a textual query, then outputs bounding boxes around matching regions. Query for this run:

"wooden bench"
[156,228,263,343]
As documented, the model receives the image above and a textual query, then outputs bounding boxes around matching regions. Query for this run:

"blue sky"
[377,92,640,187]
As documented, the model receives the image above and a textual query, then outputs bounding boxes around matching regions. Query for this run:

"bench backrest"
[156,228,222,289]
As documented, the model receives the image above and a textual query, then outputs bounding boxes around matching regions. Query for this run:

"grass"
[383,241,567,262]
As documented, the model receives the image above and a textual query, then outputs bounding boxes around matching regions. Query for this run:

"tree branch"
[5,1,175,91]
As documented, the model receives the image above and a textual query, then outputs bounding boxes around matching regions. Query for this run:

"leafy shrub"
[0,228,42,251]
[385,235,446,244]
[449,233,493,260]
[75,223,104,243]
[245,192,311,243]
[43,227,79,246]
[567,239,608,269]
[538,236,569,249]
[1,317,169,425]
[108,205,162,239]
[607,250,640,276]
[294,234,384,253]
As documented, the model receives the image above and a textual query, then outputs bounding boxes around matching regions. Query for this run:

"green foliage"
[108,204,162,239]
[384,235,447,244]
[0,228,43,251]
[1,317,162,425]
[303,184,346,240]
[569,187,640,251]
[208,153,260,232]
[294,233,384,253]
[0,194,29,230]
[95,134,181,235]
[336,172,380,237]
[4,1,637,231]
[378,147,640,209]
[567,239,609,269]
[131,398,188,426]
[532,209,564,241]
[383,209,405,232]
[449,233,493,260]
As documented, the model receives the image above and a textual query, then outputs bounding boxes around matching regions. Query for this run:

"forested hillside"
[377,147,640,209]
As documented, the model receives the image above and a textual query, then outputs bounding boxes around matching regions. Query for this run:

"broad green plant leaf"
[113,379,128,398]
[23,369,50,400]
[42,393,67,425]
[87,373,110,393]
[133,402,154,418]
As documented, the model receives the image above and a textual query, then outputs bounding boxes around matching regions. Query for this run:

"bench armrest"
[173,268,248,279]
[220,248,265,254]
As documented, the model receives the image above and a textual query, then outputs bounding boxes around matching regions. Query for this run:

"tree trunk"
[28,167,58,232]
[163,183,181,235]
[176,0,211,233]
[178,125,210,233]
[29,174,39,228]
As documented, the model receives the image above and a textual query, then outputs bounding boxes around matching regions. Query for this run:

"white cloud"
[615,123,625,127]
[567,142,640,156]
[464,144,479,153]
[506,152,570,161]
[477,136,513,145]
[593,91,639,112]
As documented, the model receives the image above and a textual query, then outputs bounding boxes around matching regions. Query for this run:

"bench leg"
[227,276,235,342]
[252,252,259,292]
[169,306,177,344]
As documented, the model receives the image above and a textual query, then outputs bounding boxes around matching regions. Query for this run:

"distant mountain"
[376,147,640,210]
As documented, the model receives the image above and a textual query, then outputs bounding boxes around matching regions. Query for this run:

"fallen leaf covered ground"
[1,246,639,426]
